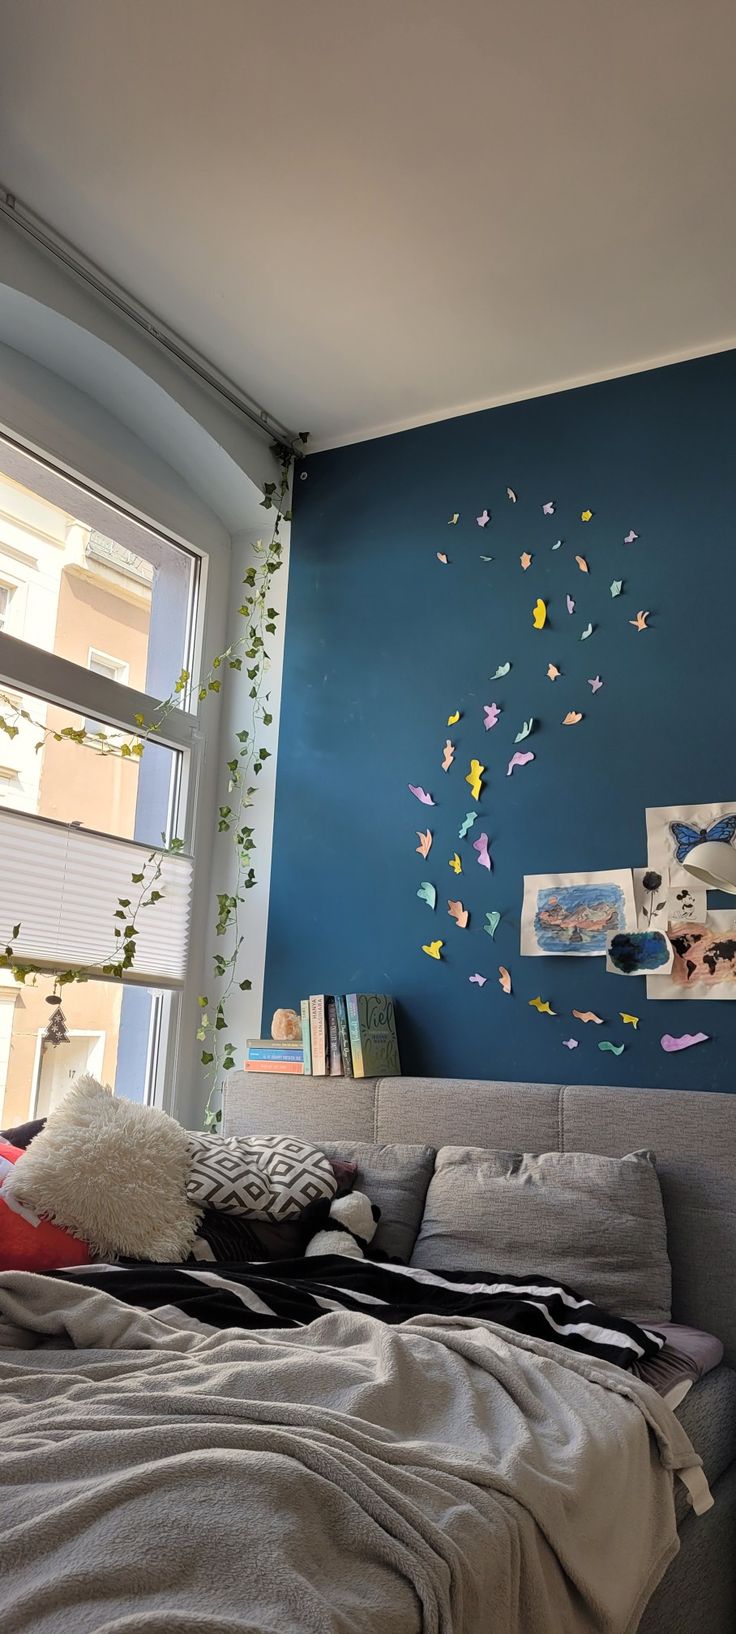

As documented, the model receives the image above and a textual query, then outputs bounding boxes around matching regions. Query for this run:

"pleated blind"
[0,810,192,987]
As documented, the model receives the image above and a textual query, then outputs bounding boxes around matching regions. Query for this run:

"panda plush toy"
[304,1191,380,1259]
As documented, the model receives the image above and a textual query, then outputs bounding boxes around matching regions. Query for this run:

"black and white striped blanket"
[50,1257,665,1369]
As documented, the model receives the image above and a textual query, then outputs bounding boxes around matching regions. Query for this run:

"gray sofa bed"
[225,1070,736,1634]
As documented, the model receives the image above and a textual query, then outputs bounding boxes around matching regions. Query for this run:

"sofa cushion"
[674,1364,736,1523]
[316,1141,435,1261]
[410,1146,671,1321]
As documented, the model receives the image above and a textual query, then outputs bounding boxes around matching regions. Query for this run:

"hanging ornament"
[43,991,69,1048]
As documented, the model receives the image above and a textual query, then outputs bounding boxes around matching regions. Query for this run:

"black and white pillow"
[185,1134,337,1220]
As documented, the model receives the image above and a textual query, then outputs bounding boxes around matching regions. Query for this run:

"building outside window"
[0,440,203,1127]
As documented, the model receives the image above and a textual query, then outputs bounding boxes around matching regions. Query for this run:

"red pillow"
[0,1139,91,1271]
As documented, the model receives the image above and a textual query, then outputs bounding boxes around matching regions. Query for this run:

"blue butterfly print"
[670,815,736,863]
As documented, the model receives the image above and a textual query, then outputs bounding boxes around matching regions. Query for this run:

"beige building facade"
[0,472,153,1126]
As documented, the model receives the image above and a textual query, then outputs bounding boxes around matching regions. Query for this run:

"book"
[333,994,354,1077]
[246,1045,304,1063]
[300,999,312,1075]
[326,996,343,1075]
[309,994,327,1075]
[345,994,401,1078]
[245,1058,304,1074]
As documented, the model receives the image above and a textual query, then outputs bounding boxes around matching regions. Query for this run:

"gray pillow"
[410,1147,671,1322]
[316,1141,435,1261]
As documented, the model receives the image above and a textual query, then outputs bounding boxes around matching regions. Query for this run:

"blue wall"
[263,352,736,1092]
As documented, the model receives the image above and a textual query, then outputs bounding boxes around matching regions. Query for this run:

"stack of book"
[244,995,401,1078]
[244,1038,305,1074]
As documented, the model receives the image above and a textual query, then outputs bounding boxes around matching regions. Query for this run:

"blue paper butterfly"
[670,815,736,863]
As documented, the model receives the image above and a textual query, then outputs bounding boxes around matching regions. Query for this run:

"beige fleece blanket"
[0,1270,709,1634]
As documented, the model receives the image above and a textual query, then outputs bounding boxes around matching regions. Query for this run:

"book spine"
[326,996,343,1075]
[246,1047,304,1062]
[245,1059,304,1074]
[334,995,354,1077]
[346,993,365,1077]
[309,995,327,1075]
[300,999,312,1075]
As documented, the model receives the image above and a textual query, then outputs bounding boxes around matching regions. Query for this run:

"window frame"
[0,433,219,1118]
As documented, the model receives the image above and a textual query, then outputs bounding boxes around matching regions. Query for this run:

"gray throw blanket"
[0,1271,710,1634]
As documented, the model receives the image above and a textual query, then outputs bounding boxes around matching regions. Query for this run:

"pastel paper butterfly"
[473,832,492,871]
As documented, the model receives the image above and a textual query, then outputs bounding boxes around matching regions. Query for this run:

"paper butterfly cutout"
[529,996,556,1015]
[449,852,462,874]
[507,751,534,775]
[491,662,511,679]
[476,509,490,527]
[465,759,485,801]
[588,675,603,693]
[624,530,639,544]
[562,1038,579,1049]
[542,501,555,516]
[473,833,492,871]
[599,1041,624,1055]
[483,702,501,730]
[562,711,583,725]
[409,784,435,804]
[566,594,575,614]
[417,881,436,910]
[660,1032,709,1052]
[448,899,469,929]
[547,663,561,680]
[580,623,593,641]
[630,610,650,631]
[520,552,532,571]
[422,940,443,959]
[507,487,517,502]
[458,812,477,839]
[469,973,487,986]
[532,598,546,629]
[620,1013,639,1028]
[610,579,622,598]
[572,1009,603,1024]
[442,740,455,772]
[436,552,449,564]
[447,709,461,725]
[484,910,500,939]
[514,718,534,743]
[498,966,512,993]
[670,814,736,863]
[575,555,589,573]
[416,829,432,858]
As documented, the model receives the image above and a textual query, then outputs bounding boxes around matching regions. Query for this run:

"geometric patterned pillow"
[185,1133,337,1220]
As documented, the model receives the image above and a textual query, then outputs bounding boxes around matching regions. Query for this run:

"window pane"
[0,691,180,847]
[0,977,164,1125]
[0,465,196,696]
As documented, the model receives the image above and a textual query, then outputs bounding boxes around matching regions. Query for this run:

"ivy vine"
[0,436,304,1126]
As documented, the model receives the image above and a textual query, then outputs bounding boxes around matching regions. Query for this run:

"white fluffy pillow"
[3,1076,201,1262]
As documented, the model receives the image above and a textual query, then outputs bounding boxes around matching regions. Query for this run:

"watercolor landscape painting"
[522,870,636,957]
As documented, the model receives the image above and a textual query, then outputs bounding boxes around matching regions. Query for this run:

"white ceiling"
[1,0,735,450]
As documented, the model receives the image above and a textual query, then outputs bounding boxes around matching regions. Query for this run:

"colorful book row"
[244,996,401,1077]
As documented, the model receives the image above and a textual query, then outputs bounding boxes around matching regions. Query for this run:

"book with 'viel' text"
[345,995,401,1077]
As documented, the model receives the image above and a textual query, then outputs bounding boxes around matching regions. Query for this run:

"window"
[0,436,204,1127]
[85,648,130,740]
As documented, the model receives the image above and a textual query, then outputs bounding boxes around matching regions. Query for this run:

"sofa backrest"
[223,1072,736,1362]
